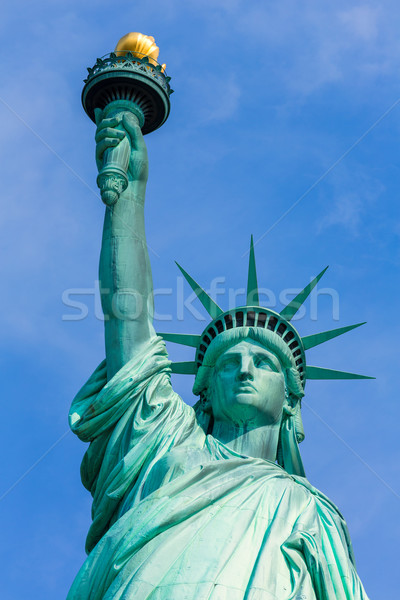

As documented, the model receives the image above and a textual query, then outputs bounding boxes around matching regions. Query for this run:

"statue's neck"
[212,420,281,461]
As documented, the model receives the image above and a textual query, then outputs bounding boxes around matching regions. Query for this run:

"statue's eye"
[219,357,240,371]
[254,356,274,370]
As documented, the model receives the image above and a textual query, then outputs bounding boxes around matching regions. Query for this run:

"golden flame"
[115,32,165,69]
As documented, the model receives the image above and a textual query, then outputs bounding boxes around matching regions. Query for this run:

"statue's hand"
[121,111,149,187]
[94,108,149,197]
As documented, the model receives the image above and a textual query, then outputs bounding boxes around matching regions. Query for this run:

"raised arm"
[95,108,156,380]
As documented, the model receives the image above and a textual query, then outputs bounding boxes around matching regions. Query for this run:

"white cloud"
[317,167,385,234]
[180,1,400,95]
[339,6,379,41]
[187,73,241,123]
[319,192,364,233]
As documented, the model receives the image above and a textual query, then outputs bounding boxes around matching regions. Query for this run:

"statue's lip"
[235,382,256,392]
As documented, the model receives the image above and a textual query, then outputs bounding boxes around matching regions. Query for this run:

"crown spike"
[170,361,198,375]
[306,365,374,380]
[158,333,201,348]
[280,266,329,321]
[302,322,366,351]
[175,262,223,319]
[246,235,259,306]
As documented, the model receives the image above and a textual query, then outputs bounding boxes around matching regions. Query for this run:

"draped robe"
[68,337,369,599]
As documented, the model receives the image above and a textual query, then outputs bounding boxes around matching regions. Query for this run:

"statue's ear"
[194,393,213,435]
[201,390,213,415]
[283,368,302,411]
[283,370,292,409]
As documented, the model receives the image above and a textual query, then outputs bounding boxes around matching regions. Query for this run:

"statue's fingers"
[94,108,103,126]
[95,127,125,144]
[122,113,146,153]
[96,137,120,160]
[95,116,121,134]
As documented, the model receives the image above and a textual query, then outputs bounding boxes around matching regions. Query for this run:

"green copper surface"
[280,265,329,321]
[306,365,375,380]
[246,234,259,306]
[170,360,197,374]
[69,50,371,599]
[82,52,173,133]
[158,333,201,347]
[68,340,370,599]
[175,261,223,319]
[302,322,366,350]
[162,260,370,385]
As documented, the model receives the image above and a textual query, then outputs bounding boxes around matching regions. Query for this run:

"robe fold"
[68,337,369,599]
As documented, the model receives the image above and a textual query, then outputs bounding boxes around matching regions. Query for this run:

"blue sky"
[0,1,399,597]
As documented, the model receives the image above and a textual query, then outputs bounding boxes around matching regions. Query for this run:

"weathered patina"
[68,34,370,599]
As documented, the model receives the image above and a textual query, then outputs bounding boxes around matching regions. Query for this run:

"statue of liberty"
[68,33,370,599]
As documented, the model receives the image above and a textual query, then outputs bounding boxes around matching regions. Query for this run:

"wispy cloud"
[187,74,241,124]
[317,168,385,234]
[338,6,380,41]
[319,192,365,233]
[178,1,400,96]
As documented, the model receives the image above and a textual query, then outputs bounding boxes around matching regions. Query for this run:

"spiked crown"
[159,237,372,389]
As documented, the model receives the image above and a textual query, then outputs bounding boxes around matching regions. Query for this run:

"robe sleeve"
[68,336,204,553]
[284,477,370,599]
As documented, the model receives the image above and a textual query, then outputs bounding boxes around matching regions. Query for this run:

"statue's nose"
[237,359,255,380]
[238,371,253,381]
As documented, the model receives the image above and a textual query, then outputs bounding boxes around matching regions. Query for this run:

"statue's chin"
[231,390,270,410]
[217,394,283,429]
[224,406,271,429]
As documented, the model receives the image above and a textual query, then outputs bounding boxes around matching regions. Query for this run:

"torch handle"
[96,101,144,206]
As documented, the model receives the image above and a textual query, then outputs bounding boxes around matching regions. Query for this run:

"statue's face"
[209,339,286,428]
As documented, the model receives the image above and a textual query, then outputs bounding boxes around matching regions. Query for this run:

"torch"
[82,32,173,205]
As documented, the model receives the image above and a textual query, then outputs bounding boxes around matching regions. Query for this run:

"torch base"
[82,55,171,135]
